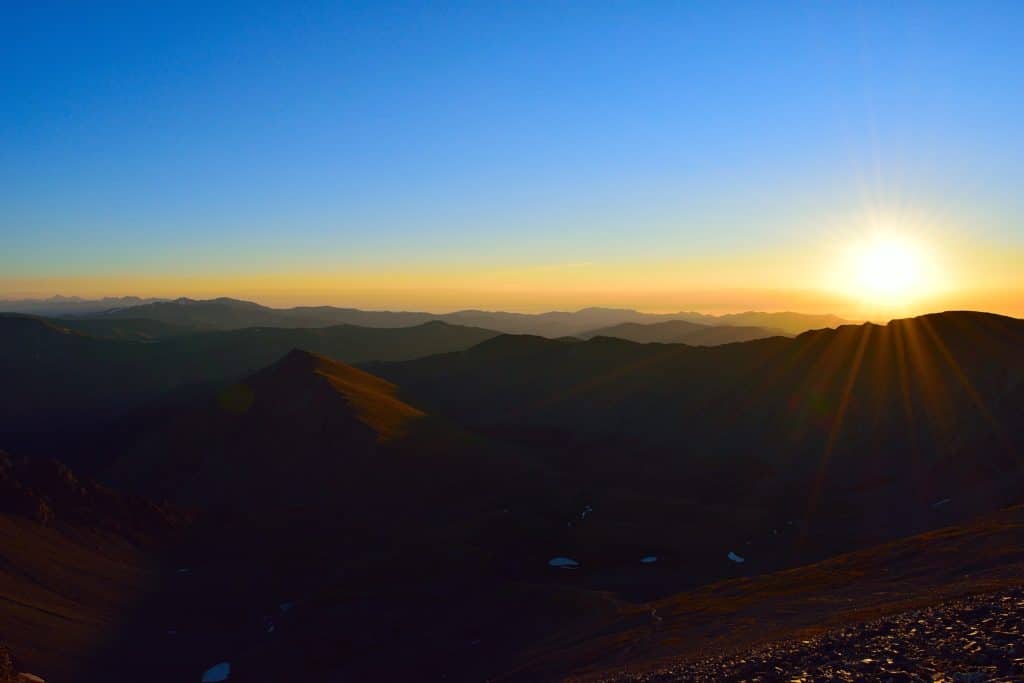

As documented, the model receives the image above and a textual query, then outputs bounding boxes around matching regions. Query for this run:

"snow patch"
[548,557,580,569]
[580,505,593,520]
[932,497,952,508]
[640,556,658,564]
[727,551,745,564]
[201,662,230,682]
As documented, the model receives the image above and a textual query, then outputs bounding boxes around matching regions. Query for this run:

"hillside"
[0,451,181,682]
[50,317,203,340]
[106,349,434,509]
[610,587,1024,681]
[511,503,1024,681]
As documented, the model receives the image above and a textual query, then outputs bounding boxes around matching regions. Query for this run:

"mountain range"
[0,296,850,337]
[0,307,1021,681]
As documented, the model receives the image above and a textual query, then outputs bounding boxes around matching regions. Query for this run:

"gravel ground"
[614,587,1024,682]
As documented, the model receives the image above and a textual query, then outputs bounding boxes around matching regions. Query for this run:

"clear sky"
[2,2,1022,317]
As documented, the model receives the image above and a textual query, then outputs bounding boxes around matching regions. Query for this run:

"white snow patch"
[932,497,952,508]
[548,557,580,569]
[177,568,190,574]
[727,551,745,564]
[580,505,593,520]
[201,662,230,682]
[640,556,658,564]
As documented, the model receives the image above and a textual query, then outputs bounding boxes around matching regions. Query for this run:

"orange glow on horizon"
[1,272,1021,321]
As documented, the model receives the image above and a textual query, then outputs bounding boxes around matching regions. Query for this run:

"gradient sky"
[2,2,1022,316]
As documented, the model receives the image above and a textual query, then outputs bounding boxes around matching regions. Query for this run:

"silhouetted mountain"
[0,315,499,436]
[673,310,854,335]
[373,311,1024,544]
[438,306,681,337]
[81,296,852,336]
[107,350,435,510]
[582,319,787,345]
[90,297,302,330]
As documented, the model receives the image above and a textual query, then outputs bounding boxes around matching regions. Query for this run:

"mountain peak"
[253,349,426,441]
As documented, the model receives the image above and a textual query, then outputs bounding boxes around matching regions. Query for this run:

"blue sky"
[1,2,1022,313]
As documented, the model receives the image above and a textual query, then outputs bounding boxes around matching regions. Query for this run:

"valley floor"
[603,586,1024,683]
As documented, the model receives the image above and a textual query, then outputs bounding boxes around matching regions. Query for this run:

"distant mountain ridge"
[0,295,166,316]
[581,319,787,345]
[65,296,853,337]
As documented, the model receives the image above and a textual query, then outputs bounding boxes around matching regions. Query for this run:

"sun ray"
[804,324,873,526]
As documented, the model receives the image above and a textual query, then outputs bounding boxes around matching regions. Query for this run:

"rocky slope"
[610,587,1024,682]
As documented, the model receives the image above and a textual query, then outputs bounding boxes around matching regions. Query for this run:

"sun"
[844,233,931,308]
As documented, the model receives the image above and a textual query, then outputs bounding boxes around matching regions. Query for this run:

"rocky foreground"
[614,587,1024,682]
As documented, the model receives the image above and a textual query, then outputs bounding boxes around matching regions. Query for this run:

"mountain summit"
[243,349,425,442]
